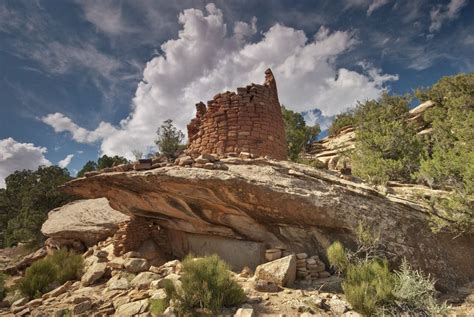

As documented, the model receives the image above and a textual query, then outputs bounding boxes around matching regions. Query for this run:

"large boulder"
[41,198,129,247]
[62,160,474,290]
[255,255,296,287]
[81,262,107,286]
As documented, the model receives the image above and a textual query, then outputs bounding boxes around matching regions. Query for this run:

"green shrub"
[17,249,83,298]
[328,110,356,136]
[155,119,185,160]
[351,94,422,185]
[168,254,245,315]
[282,106,320,161]
[0,273,6,301]
[18,260,57,299]
[150,298,169,315]
[327,238,451,316]
[48,249,83,283]
[390,259,450,316]
[342,259,393,316]
[327,241,349,274]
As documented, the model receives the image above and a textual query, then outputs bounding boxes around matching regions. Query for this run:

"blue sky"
[0,0,473,186]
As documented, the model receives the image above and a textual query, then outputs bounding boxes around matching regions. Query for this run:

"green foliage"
[97,155,129,170]
[328,110,356,136]
[327,241,349,274]
[155,119,185,160]
[390,259,450,316]
[327,228,450,316]
[167,254,245,315]
[0,273,6,301]
[150,298,169,315]
[351,94,422,184]
[18,249,83,299]
[415,73,474,234]
[282,106,320,161]
[48,249,83,284]
[77,155,128,178]
[0,166,74,247]
[19,259,57,299]
[342,259,393,316]
[76,161,97,177]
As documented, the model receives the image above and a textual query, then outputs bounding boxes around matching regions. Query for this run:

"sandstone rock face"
[255,255,296,287]
[62,160,474,289]
[186,69,287,160]
[41,198,129,247]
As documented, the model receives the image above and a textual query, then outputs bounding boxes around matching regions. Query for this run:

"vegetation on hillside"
[0,166,75,247]
[77,154,129,177]
[415,73,474,234]
[351,94,423,185]
[328,110,356,137]
[326,73,473,234]
[18,249,83,299]
[327,222,450,316]
[282,106,320,161]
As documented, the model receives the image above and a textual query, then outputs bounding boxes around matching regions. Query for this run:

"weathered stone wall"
[186,69,287,160]
[112,217,169,256]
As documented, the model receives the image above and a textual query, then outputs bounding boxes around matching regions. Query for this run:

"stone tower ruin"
[186,69,287,160]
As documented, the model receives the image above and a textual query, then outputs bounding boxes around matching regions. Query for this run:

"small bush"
[18,260,57,299]
[18,249,83,298]
[327,241,349,274]
[48,249,83,283]
[390,259,450,316]
[168,254,245,315]
[150,298,168,315]
[0,273,6,301]
[342,259,393,316]
[328,110,356,136]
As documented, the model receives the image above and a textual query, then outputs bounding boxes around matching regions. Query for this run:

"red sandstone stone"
[186,69,287,160]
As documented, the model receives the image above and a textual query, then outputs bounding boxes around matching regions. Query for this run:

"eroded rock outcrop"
[41,198,129,249]
[62,159,474,289]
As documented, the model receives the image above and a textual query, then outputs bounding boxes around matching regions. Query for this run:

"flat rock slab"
[41,198,129,247]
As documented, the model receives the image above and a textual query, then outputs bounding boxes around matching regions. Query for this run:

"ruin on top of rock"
[186,69,287,160]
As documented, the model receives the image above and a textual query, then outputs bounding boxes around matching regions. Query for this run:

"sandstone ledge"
[62,160,474,290]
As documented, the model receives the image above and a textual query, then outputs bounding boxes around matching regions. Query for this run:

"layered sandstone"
[62,159,474,289]
[186,69,287,160]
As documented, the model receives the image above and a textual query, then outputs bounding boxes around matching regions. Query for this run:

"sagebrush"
[18,249,83,298]
[327,224,450,316]
[165,254,245,315]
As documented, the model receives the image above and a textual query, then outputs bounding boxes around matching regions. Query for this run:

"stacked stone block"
[264,249,332,281]
[186,69,287,160]
[113,217,152,256]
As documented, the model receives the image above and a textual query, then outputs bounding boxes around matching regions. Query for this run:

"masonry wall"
[186,69,287,160]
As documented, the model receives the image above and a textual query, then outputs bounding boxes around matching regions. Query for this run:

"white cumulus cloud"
[41,3,397,158]
[0,138,52,188]
[41,112,117,143]
[58,154,74,168]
